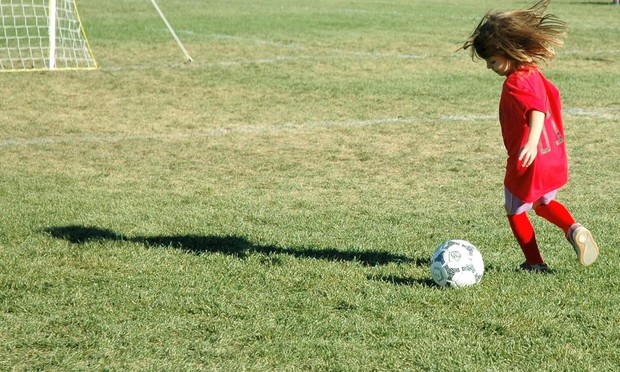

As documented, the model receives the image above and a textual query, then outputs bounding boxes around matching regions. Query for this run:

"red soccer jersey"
[499,66,568,203]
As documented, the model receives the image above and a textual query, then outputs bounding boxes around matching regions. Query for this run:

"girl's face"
[484,55,514,76]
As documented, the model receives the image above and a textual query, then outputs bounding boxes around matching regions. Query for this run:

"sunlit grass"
[1,0,619,369]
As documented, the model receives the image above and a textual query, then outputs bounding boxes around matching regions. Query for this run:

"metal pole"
[49,0,57,69]
[150,0,193,62]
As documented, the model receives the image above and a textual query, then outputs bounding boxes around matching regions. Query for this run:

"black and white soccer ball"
[430,240,484,288]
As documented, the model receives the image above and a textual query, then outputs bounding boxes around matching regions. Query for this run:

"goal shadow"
[42,225,412,267]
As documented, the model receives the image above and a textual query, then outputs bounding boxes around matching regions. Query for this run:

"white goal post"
[0,0,97,72]
[150,0,192,62]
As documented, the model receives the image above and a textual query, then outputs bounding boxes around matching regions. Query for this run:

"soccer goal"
[0,0,97,72]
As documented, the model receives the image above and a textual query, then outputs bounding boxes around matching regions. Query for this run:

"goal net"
[0,0,97,71]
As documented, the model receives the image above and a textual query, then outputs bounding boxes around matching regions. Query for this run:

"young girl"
[461,0,599,272]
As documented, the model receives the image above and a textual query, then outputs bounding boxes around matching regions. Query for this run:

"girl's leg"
[504,188,545,265]
[507,212,545,265]
[533,199,575,234]
[534,195,599,266]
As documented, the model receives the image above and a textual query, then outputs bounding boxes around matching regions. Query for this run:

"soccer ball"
[430,240,484,288]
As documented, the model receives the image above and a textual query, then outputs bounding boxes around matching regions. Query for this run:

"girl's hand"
[518,144,537,167]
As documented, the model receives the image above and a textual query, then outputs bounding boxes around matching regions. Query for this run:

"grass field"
[1,0,619,369]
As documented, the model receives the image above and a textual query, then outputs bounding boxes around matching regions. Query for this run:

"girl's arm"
[519,110,545,167]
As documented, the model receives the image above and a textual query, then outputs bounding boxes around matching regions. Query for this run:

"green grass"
[1,0,620,369]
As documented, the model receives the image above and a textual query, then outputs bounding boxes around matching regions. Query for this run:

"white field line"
[0,117,412,148]
[2,108,617,148]
[193,32,425,60]
[565,107,620,120]
[440,114,496,121]
[201,50,423,68]
[101,51,424,72]
[132,30,618,72]
[443,107,620,122]
[101,31,425,72]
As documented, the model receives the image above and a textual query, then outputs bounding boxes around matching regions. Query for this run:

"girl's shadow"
[43,225,413,267]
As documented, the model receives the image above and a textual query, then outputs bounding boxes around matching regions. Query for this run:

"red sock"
[507,213,544,265]
[534,200,575,234]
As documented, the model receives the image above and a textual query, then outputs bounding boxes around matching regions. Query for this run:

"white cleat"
[568,224,599,266]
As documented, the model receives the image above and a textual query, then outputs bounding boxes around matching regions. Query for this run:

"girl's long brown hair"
[461,0,567,65]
